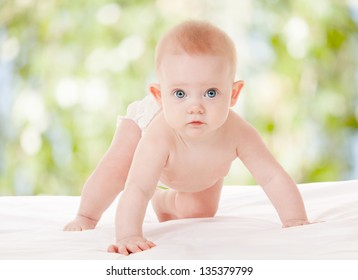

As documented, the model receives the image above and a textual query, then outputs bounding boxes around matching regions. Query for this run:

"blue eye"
[174,90,186,99]
[205,89,218,98]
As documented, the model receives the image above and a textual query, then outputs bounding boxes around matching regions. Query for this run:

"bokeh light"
[0,0,357,195]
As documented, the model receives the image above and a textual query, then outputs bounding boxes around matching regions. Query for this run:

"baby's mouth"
[188,121,205,126]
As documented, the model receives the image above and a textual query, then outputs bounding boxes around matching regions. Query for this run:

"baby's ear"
[149,83,162,107]
[230,80,244,107]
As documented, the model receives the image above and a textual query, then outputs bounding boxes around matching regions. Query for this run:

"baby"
[64,20,311,255]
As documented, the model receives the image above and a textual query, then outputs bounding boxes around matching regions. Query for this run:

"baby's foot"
[63,215,98,231]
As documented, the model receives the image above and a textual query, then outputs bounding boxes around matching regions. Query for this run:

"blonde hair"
[155,20,237,78]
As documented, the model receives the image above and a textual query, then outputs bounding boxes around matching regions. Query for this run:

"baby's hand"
[63,215,97,231]
[107,236,156,256]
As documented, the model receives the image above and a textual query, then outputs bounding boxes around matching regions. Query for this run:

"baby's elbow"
[260,168,293,189]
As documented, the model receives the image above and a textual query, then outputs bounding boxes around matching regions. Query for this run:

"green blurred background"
[0,0,357,195]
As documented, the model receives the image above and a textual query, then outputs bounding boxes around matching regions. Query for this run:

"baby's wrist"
[115,235,144,243]
[76,213,99,225]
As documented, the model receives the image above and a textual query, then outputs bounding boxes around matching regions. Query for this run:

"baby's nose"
[187,104,204,114]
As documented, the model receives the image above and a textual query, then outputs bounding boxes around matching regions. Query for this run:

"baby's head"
[155,20,237,81]
[150,21,243,139]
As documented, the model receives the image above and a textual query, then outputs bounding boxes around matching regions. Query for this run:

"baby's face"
[157,53,235,139]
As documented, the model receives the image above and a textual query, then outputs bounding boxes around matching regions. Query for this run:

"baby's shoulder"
[226,110,260,141]
[142,112,173,142]
[227,110,251,130]
[227,110,264,146]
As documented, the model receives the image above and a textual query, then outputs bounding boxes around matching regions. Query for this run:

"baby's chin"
[176,126,222,141]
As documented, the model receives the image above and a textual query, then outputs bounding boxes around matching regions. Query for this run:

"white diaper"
[117,95,160,130]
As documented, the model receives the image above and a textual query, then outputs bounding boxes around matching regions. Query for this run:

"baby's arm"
[64,119,141,231]
[108,126,169,255]
[235,119,309,227]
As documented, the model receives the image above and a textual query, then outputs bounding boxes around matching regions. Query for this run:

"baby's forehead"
[155,21,237,78]
[157,32,232,60]
[157,53,233,88]
[157,50,235,82]
[159,52,229,70]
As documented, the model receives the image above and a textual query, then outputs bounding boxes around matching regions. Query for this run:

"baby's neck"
[174,126,225,147]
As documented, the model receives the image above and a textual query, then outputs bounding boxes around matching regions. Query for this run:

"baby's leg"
[151,179,223,222]
[64,119,141,231]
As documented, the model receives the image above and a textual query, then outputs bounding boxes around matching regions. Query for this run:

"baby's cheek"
[163,112,181,128]
[213,109,230,125]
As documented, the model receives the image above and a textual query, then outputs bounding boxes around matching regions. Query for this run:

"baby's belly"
[159,154,234,192]
[158,178,219,192]
[159,169,229,192]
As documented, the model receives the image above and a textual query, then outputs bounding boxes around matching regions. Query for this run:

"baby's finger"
[137,242,149,251]
[146,240,156,248]
[117,245,130,256]
[63,225,77,231]
[127,243,142,254]
[138,241,155,251]
[107,244,119,253]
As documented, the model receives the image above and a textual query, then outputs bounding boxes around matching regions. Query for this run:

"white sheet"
[0,180,357,259]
